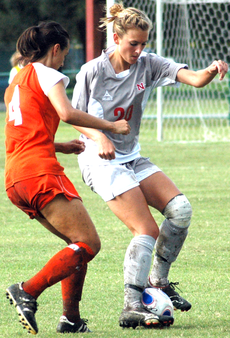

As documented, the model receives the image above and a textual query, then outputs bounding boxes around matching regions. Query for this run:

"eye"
[130,42,138,46]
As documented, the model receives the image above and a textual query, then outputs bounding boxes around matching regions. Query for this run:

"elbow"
[195,83,206,88]
[58,108,72,124]
[191,81,206,88]
[60,115,71,124]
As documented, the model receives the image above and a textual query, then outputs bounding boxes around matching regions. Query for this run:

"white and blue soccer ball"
[142,288,174,317]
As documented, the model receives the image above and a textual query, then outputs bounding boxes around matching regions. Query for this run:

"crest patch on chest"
[102,90,113,101]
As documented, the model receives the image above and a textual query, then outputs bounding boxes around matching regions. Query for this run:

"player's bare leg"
[6,196,100,334]
[107,186,159,237]
[40,195,101,252]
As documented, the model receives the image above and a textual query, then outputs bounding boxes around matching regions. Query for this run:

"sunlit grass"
[0,115,229,337]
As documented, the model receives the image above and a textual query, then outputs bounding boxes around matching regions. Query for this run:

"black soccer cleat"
[56,315,91,333]
[149,280,192,312]
[6,282,38,335]
[119,306,174,329]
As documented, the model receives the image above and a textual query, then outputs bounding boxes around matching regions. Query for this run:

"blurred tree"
[0,0,85,50]
[40,0,86,46]
[0,0,40,50]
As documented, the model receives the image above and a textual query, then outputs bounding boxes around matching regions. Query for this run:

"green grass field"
[0,114,230,337]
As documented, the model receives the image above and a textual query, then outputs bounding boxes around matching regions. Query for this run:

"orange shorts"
[6,174,81,219]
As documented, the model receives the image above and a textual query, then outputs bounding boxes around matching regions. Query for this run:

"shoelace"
[168,282,182,293]
[18,297,38,313]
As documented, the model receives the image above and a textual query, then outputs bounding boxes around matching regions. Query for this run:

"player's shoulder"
[139,50,165,63]
[80,50,107,75]
[139,51,182,72]
[137,50,163,68]
[32,63,69,93]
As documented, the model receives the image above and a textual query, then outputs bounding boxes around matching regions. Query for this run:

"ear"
[113,32,120,45]
[53,44,60,56]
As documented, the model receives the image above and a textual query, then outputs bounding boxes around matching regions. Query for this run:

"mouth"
[131,55,139,62]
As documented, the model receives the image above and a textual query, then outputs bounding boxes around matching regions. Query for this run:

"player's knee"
[93,239,101,255]
[163,194,192,228]
[87,236,101,256]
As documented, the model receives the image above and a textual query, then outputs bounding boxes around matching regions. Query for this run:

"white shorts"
[81,157,161,202]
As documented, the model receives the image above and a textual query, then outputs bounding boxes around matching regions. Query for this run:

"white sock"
[123,235,155,307]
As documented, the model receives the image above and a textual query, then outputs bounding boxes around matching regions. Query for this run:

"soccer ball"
[142,288,174,317]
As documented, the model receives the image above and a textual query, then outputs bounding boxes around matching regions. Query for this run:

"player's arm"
[55,139,85,155]
[74,126,116,160]
[48,81,131,135]
[176,60,228,88]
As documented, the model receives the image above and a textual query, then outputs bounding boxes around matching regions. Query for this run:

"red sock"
[61,264,87,323]
[23,242,94,299]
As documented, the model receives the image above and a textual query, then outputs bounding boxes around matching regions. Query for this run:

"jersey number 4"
[8,85,23,126]
[114,105,133,121]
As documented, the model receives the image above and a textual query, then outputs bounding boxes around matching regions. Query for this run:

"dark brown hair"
[16,21,69,64]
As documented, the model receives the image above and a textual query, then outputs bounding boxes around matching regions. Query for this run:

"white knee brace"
[163,194,192,228]
[155,194,192,263]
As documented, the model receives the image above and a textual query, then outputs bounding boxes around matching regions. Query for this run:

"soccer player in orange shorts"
[4,21,130,335]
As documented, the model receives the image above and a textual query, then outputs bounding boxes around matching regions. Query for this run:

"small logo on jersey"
[102,90,113,101]
[136,82,145,91]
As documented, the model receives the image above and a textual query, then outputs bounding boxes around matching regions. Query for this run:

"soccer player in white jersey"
[72,2,228,329]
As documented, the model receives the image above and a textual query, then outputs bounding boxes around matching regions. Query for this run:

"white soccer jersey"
[72,45,187,165]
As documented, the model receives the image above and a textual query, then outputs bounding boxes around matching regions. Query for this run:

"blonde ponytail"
[99,2,152,37]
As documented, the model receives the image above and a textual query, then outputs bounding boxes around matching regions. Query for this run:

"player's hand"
[112,120,131,135]
[55,139,85,154]
[208,60,228,80]
[97,136,116,160]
